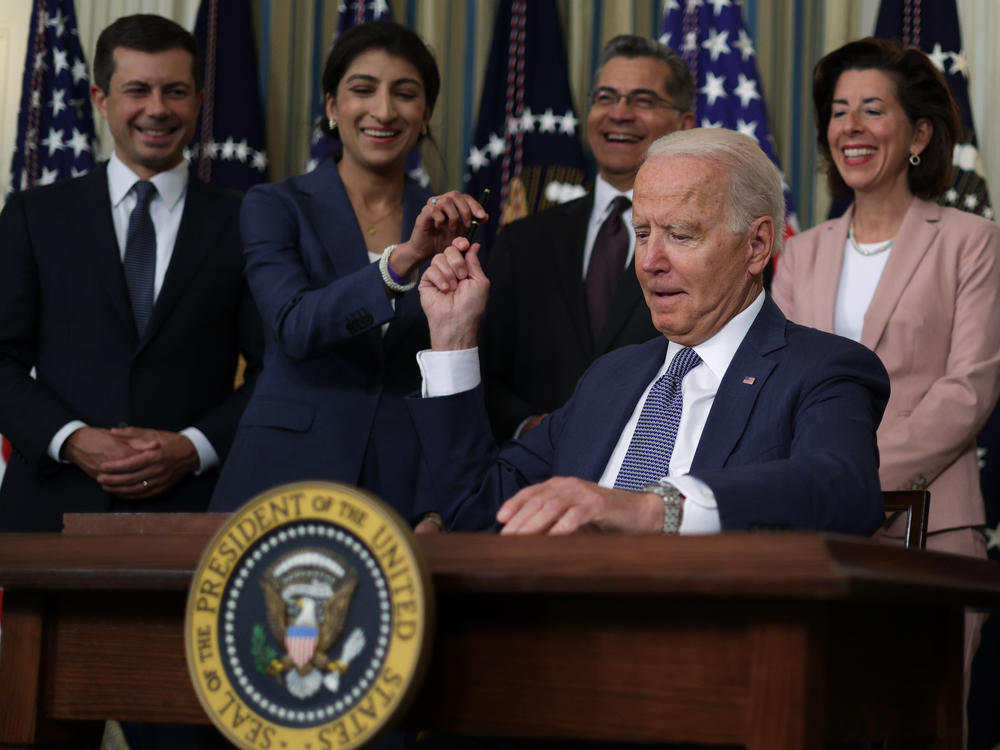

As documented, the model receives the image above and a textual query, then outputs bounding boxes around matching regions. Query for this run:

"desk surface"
[2,530,1000,603]
[2,530,999,749]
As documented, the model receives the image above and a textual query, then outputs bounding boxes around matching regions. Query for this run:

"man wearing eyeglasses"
[482,35,696,441]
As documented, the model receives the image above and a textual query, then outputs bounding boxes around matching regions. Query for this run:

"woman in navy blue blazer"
[210,22,486,522]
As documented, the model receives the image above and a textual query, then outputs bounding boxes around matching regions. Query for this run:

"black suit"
[0,163,263,531]
[482,194,659,439]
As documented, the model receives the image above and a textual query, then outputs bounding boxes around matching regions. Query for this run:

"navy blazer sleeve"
[240,181,398,360]
[409,305,889,535]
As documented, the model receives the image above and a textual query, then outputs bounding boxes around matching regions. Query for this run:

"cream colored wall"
[0,0,997,228]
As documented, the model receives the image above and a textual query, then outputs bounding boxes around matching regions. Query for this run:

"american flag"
[8,0,97,194]
[875,0,992,219]
[463,0,589,248]
[660,0,799,240]
[306,0,427,187]
[187,0,268,193]
[4,0,97,488]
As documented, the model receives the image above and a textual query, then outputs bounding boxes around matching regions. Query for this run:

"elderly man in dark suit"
[411,128,889,536]
[0,14,262,532]
[482,35,695,441]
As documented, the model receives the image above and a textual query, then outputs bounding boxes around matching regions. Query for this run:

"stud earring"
[329,118,337,130]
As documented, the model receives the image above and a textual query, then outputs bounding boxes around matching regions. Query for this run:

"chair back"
[881,490,930,550]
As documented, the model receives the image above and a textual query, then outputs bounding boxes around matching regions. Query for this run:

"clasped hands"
[62,425,199,500]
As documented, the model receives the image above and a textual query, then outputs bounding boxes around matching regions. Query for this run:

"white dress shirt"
[48,154,216,472]
[581,175,635,279]
[416,292,766,534]
[833,237,892,343]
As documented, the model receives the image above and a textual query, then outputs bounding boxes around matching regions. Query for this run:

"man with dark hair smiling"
[481,35,696,441]
[0,13,262,535]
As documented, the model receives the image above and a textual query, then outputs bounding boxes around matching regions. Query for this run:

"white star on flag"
[702,28,730,61]
[519,107,536,133]
[49,88,66,117]
[733,74,761,108]
[466,145,489,172]
[47,9,66,37]
[733,29,755,61]
[486,132,506,158]
[71,58,88,83]
[700,71,727,106]
[944,188,959,204]
[700,118,722,128]
[557,111,578,135]
[537,109,558,133]
[220,137,236,160]
[66,127,90,157]
[38,166,59,185]
[949,50,969,78]
[53,49,69,75]
[927,43,950,72]
[964,193,979,210]
[984,522,1000,551]
[41,127,65,155]
[708,0,731,16]
[736,118,758,140]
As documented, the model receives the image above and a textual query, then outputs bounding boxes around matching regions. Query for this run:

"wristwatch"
[644,481,685,535]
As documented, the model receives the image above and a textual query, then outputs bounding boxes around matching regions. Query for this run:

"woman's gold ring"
[430,197,438,205]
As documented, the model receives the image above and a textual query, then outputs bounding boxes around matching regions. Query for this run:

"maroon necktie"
[585,195,631,341]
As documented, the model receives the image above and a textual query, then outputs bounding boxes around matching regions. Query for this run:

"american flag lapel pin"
[742,376,756,385]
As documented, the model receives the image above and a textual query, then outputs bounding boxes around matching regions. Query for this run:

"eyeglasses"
[589,87,686,113]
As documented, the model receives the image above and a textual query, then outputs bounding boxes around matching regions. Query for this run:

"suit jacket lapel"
[551,195,596,358]
[82,165,136,335]
[570,336,669,481]
[145,178,224,344]
[860,197,938,351]
[596,256,645,352]
[691,297,784,470]
[812,208,850,332]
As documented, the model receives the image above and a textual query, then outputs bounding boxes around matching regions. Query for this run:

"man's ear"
[745,216,774,276]
[90,84,108,119]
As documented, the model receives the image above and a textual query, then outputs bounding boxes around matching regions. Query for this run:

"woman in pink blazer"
[773,37,1000,561]
[773,41,1000,715]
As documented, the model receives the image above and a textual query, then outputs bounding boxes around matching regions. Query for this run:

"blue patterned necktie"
[614,346,702,490]
[123,180,157,335]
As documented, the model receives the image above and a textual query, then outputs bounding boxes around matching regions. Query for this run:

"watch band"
[644,481,685,535]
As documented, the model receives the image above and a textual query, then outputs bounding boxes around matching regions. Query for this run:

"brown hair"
[813,37,959,200]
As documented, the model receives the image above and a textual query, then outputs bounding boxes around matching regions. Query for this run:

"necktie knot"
[664,346,701,385]
[132,180,156,206]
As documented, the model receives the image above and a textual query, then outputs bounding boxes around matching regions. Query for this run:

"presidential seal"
[185,482,433,750]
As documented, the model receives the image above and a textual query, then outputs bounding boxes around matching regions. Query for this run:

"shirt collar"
[107,151,189,211]
[667,291,766,380]
[592,174,633,219]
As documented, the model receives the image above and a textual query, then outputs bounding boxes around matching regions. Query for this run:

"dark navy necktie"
[124,180,157,335]
[585,195,631,342]
[615,347,702,490]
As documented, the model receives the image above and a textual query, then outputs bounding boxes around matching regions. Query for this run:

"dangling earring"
[329,118,337,130]
[909,152,921,166]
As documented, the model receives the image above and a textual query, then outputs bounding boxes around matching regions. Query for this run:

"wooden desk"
[2,532,999,748]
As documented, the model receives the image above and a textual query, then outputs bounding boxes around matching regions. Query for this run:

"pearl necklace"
[848,220,894,256]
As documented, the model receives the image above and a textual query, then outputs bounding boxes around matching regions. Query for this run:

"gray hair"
[646,128,785,254]
[594,35,694,113]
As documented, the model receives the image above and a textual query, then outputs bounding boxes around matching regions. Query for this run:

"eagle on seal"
[261,548,359,683]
